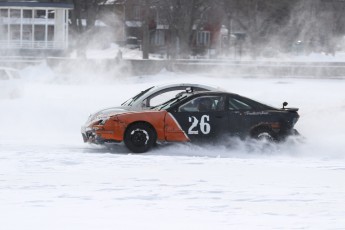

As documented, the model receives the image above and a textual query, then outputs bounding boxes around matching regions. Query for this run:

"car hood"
[86,106,131,124]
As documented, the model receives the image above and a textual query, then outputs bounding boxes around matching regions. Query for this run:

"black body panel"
[166,92,299,141]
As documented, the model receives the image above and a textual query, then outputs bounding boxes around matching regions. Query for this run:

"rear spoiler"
[284,107,299,112]
[282,102,298,112]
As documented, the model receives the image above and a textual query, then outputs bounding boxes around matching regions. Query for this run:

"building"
[0,0,73,56]
[115,0,223,57]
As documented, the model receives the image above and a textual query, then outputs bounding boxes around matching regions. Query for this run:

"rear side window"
[228,97,252,110]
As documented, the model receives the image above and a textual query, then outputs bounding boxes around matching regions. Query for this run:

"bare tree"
[222,0,294,57]
[70,0,109,33]
[70,0,345,58]
[157,0,211,58]
[70,0,83,33]
[288,0,345,55]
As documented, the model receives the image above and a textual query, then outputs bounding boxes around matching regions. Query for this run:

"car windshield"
[151,94,189,111]
[121,86,154,106]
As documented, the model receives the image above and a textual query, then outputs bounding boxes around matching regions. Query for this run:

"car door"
[168,94,228,142]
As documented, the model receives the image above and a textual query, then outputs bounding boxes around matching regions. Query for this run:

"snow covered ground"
[1,64,345,230]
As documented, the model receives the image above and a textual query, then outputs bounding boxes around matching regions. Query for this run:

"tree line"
[70,0,345,57]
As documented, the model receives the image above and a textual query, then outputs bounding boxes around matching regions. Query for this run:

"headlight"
[99,119,107,125]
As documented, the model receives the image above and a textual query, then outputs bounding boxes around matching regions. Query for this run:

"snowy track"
[1,67,345,229]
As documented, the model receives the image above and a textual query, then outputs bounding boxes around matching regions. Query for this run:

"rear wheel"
[252,127,276,142]
[124,122,156,153]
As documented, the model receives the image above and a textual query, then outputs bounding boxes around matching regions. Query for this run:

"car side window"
[178,96,225,112]
[147,89,185,107]
[228,97,252,110]
[0,70,9,80]
[145,87,211,108]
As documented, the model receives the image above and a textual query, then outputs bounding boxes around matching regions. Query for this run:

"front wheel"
[124,122,156,153]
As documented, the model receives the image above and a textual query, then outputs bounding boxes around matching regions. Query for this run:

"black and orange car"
[81,90,299,153]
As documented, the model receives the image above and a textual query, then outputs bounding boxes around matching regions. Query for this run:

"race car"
[82,89,300,153]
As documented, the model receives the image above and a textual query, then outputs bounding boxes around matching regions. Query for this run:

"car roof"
[151,83,220,90]
[124,83,222,109]
[186,90,237,97]
[132,83,221,102]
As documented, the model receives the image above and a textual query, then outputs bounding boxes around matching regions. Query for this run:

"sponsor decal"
[244,111,269,116]
[188,115,211,135]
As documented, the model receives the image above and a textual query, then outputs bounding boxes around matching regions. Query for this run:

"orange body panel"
[93,111,189,143]
[164,113,190,142]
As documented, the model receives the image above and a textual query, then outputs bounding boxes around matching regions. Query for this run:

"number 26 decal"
[188,115,211,135]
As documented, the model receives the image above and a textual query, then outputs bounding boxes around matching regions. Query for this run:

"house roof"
[0,0,74,9]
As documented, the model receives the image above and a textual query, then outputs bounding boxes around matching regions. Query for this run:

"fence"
[0,40,66,49]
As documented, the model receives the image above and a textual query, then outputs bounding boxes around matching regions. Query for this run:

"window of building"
[0,26,6,40]
[133,5,141,20]
[34,25,45,41]
[0,10,9,41]
[22,25,33,41]
[10,25,20,40]
[197,31,210,46]
[150,30,165,46]
[48,25,54,41]
[0,9,9,18]
[23,9,33,18]
[35,10,46,18]
[48,10,55,19]
[9,9,21,18]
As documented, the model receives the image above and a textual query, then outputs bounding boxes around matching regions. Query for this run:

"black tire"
[124,122,156,153]
[252,127,276,142]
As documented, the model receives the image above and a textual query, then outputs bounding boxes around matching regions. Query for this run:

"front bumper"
[81,126,99,143]
[81,125,121,144]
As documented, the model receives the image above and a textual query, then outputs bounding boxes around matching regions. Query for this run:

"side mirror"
[283,102,288,109]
